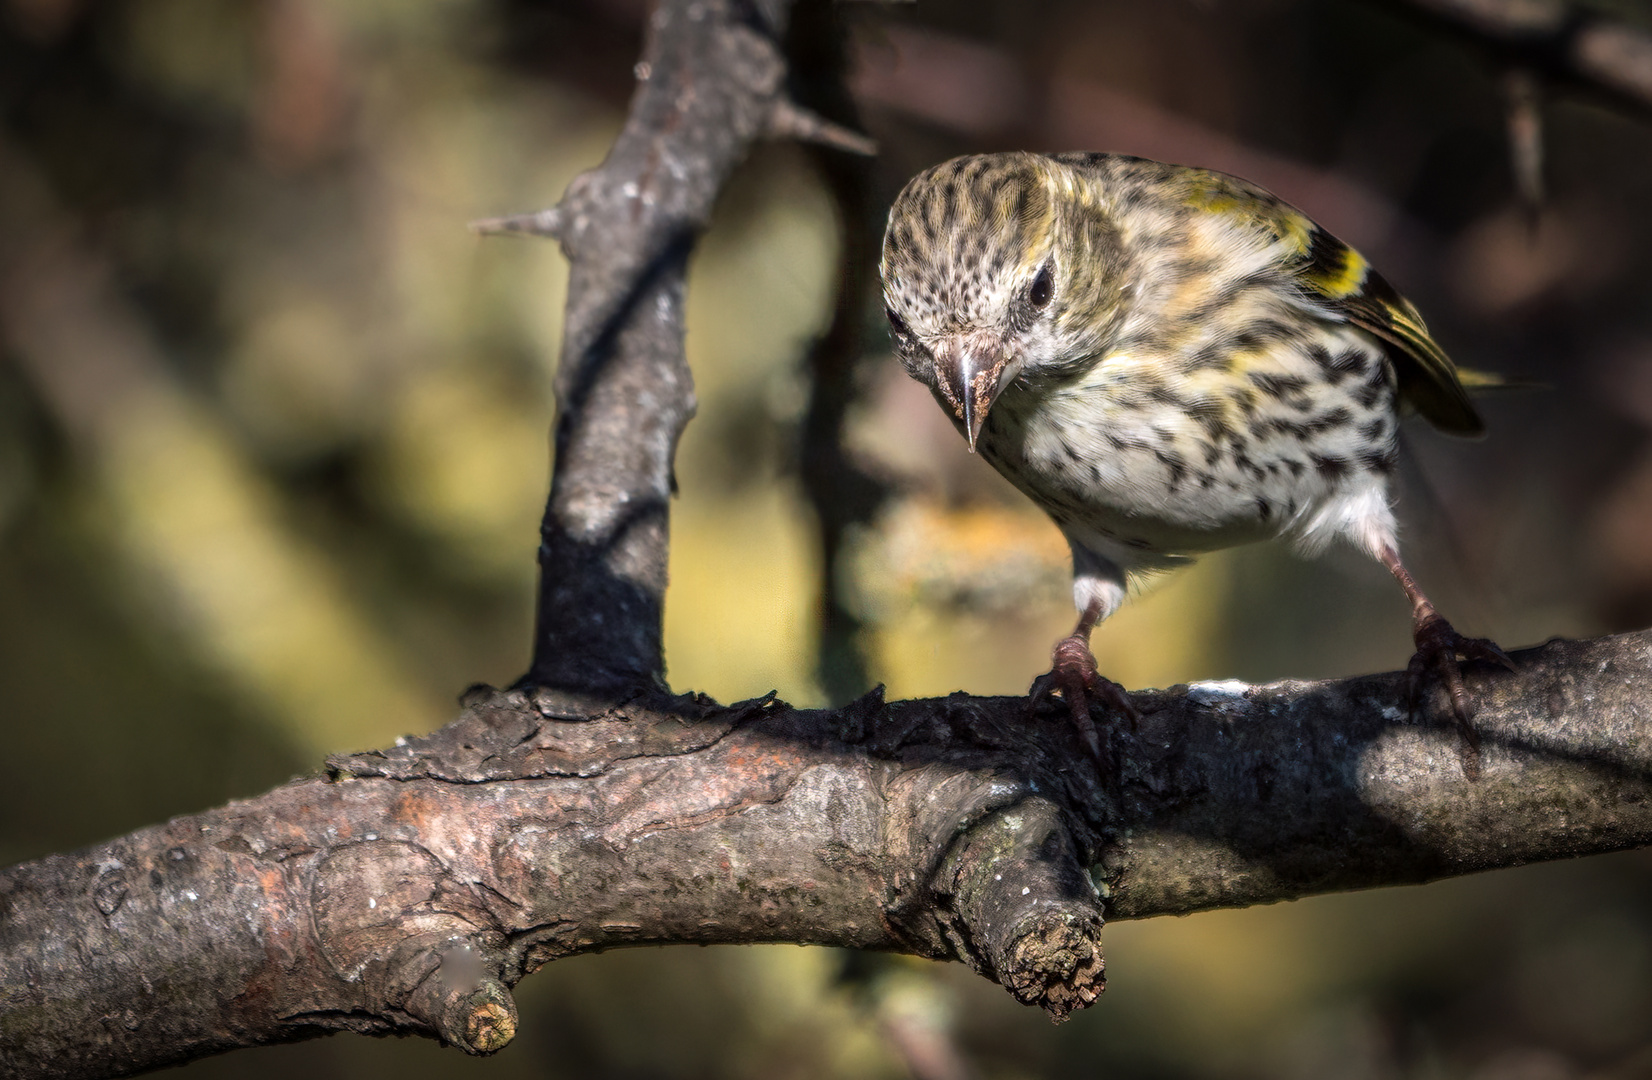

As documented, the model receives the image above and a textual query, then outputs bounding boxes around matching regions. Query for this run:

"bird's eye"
[1028,262,1055,310]
[885,305,910,338]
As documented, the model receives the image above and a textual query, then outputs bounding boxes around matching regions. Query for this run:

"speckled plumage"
[880,151,1510,765]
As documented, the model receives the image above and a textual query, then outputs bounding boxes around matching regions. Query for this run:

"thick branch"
[8,1,1646,1075]
[5,630,1652,1077]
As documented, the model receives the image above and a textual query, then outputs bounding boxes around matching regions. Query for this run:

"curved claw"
[1405,614,1515,780]
[1465,636,1519,673]
[1028,632,1139,766]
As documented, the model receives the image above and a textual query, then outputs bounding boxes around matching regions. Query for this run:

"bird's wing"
[1164,162,1485,437]
[1290,222,1485,437]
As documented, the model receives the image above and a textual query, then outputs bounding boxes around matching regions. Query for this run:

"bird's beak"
[934,336,1012,453]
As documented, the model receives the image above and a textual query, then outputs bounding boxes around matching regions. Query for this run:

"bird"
[878,151,1512,769]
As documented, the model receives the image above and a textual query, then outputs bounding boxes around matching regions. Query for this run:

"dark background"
[4,0,1652,1076]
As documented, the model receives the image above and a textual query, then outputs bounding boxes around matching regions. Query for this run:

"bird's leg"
[1030,598,1141,765]
[1376,544,1515,774]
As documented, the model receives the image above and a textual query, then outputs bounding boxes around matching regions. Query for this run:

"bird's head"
[879,152,1128,450]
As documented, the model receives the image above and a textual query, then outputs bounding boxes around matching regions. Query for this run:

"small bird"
[878,151,1512,767]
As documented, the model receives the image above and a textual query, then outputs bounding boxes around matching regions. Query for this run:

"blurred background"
[4,0,1652,1076]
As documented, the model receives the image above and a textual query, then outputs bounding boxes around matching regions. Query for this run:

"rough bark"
[487,0,866,695]
[5,631,1652,1078]
[5,0,1652,1077]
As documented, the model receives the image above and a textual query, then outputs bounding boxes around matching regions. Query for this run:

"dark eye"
[885,305,910,338]
[1028,262,1055,310]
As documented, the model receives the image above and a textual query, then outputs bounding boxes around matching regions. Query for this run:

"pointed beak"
[934,337,1012,453]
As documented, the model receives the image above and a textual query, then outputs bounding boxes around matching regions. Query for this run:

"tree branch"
[518,0,872,696]
[5,631,1651,1077]
[787,2,894,703]
[1380,0,1652,118]
[5,1,1649,1077]
[522,0,758,694]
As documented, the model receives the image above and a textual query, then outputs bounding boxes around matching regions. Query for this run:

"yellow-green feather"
[1294,225,1484,437]
[1164,162,1487,437]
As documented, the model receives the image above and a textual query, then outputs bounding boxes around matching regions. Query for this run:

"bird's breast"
[974,329,1400,558]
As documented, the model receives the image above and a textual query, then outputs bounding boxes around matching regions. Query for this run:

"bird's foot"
[1029,632,1140,766]
[1405,613,1516,779]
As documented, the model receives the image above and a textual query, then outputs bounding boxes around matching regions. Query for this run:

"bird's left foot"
[1406,613,1517,778]
[1029,632,1140,767]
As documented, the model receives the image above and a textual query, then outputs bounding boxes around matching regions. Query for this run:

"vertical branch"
[533,232,693,695]
[482,0,798,696]
[788,4,891,704]
[478,0,880,699]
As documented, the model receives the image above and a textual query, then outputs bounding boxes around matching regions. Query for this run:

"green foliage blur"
[4,0,1652,1077]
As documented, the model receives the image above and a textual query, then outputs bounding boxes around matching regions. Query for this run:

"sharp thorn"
[767,99,878,157]
[469,207,564,239]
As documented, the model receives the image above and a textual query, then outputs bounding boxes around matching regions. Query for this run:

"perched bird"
[878,151,1512,766]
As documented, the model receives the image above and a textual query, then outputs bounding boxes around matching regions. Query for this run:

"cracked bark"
[6,632,1652,1079]
[4,0,1652,1077]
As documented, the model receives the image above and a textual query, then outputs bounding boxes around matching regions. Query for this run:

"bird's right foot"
[1406,612,1517,779]
[1029,632,1140,766]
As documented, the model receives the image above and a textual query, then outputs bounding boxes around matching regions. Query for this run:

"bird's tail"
[1457,367,1545,393]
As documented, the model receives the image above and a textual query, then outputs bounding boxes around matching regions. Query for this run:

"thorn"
[469,207,563,239]
[1503,67,1545,236]
[768,99,878,156]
